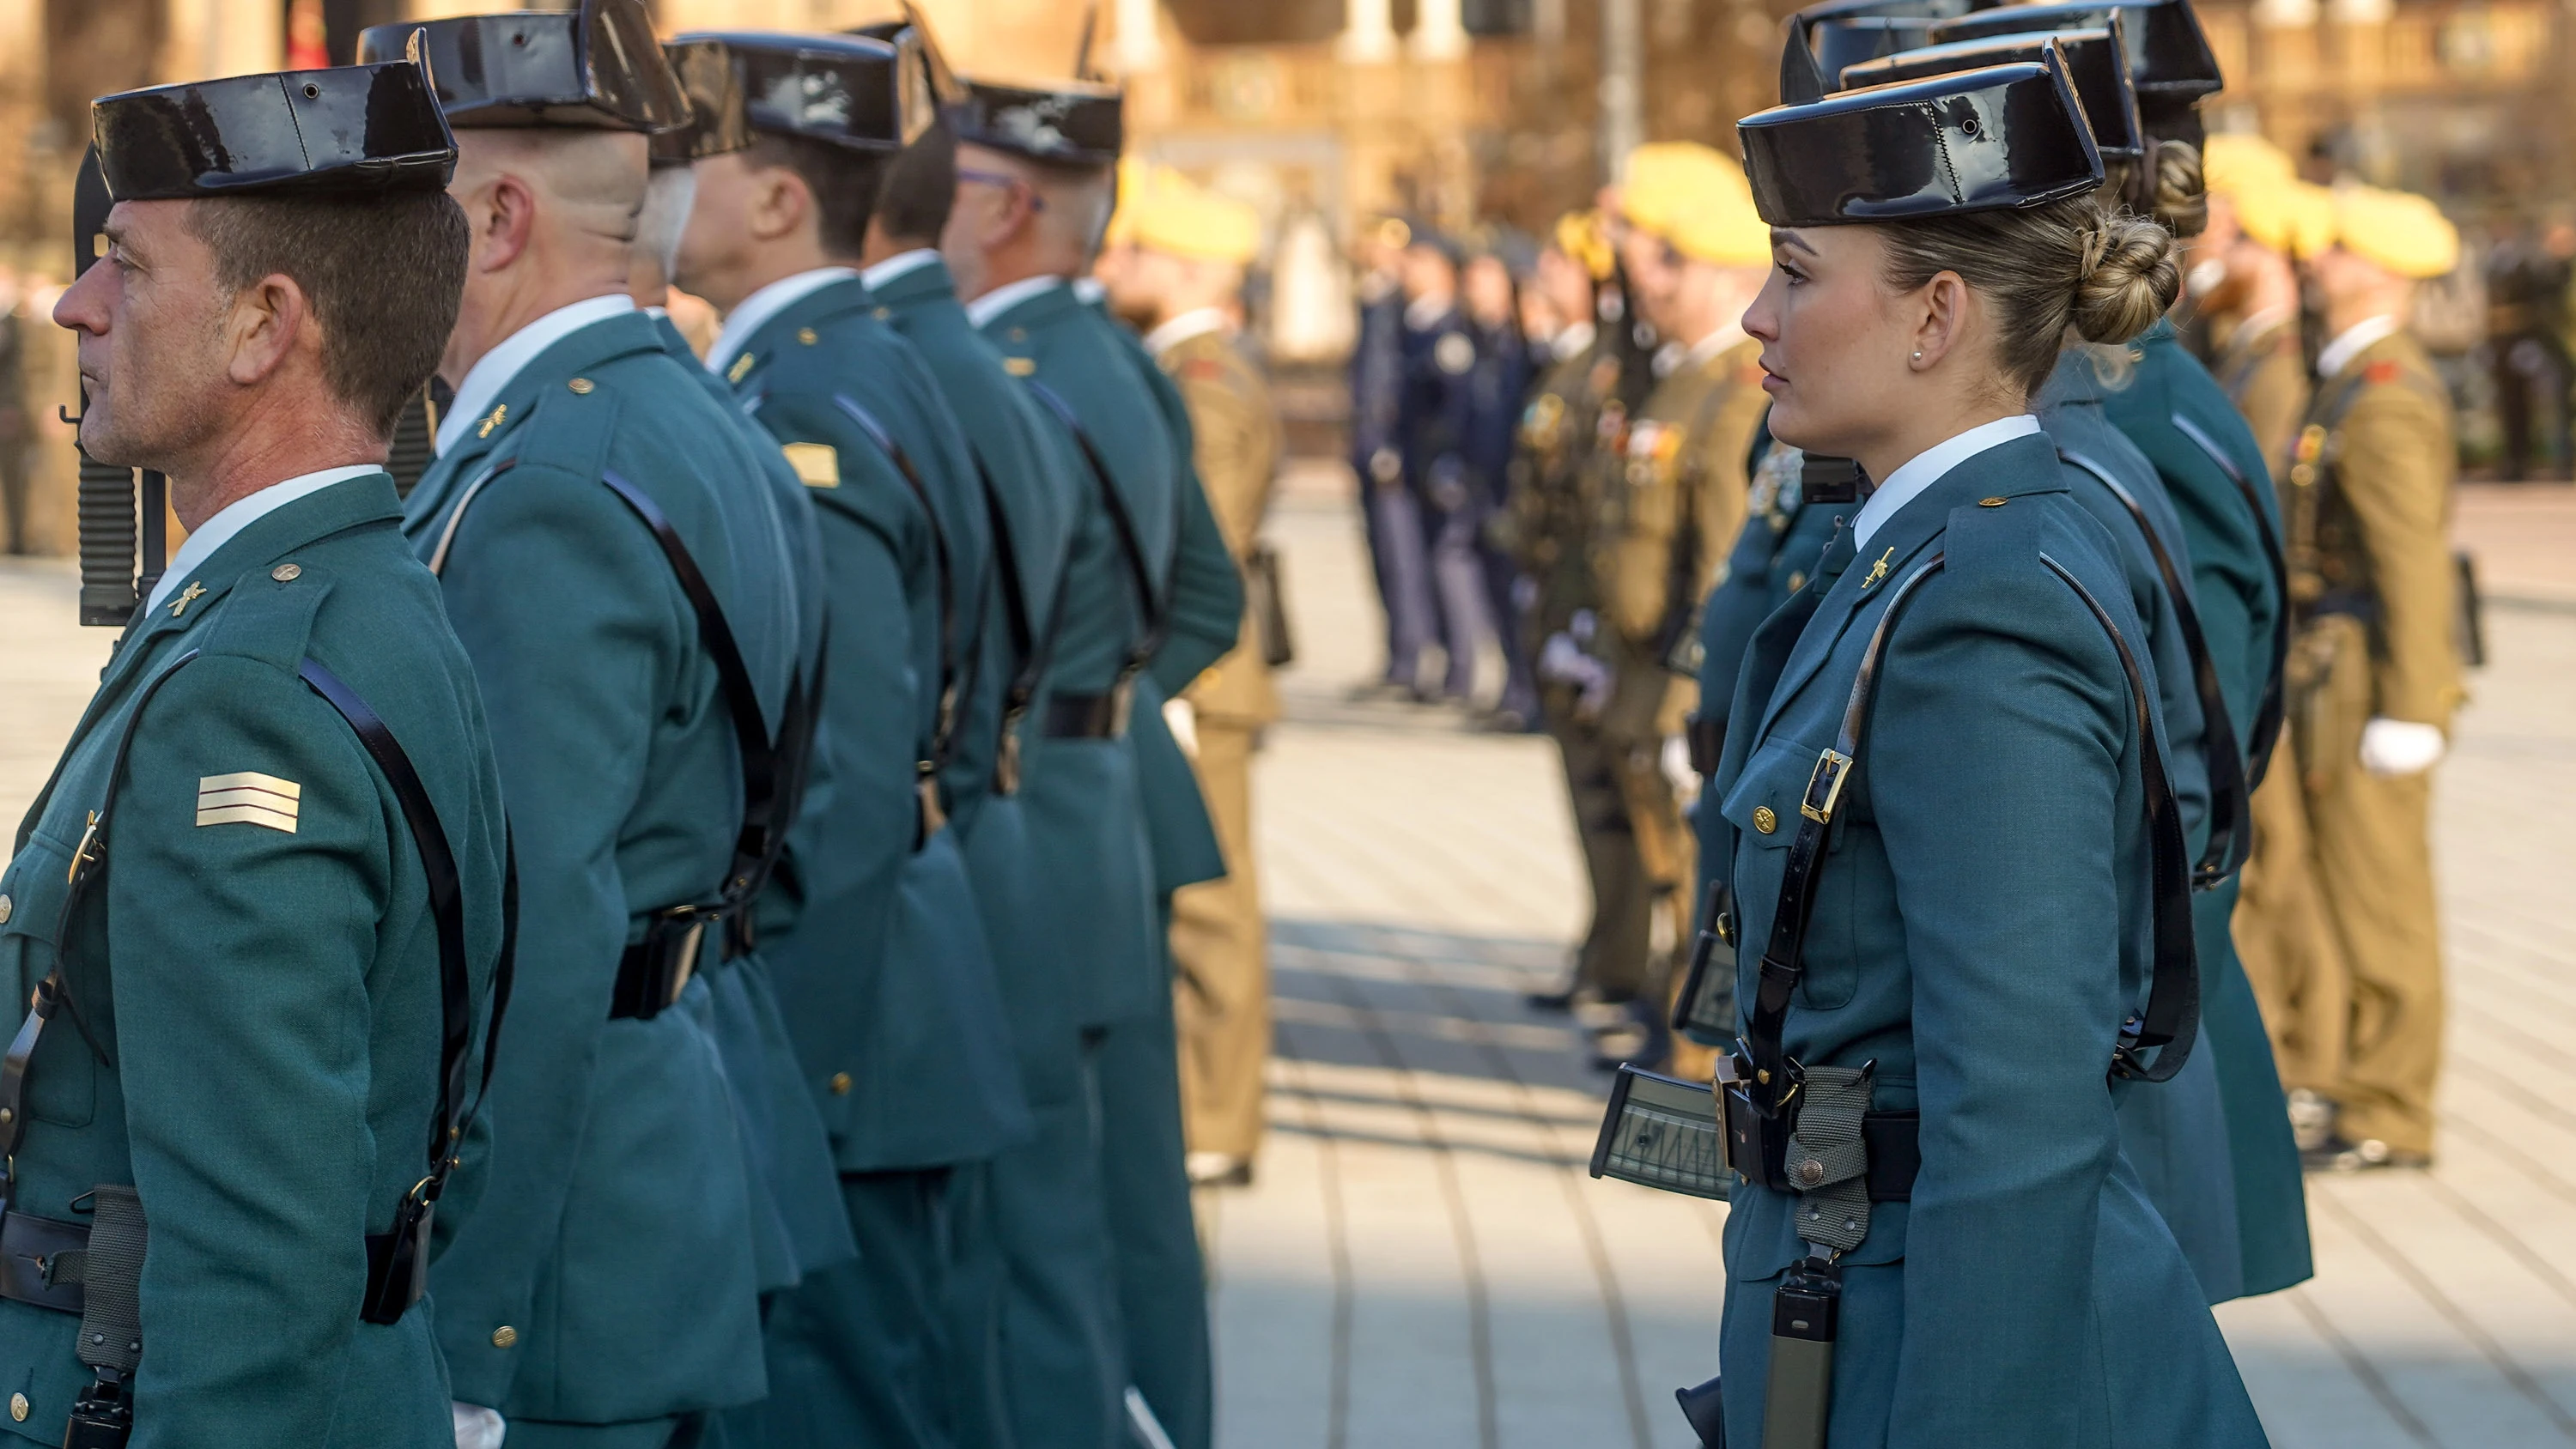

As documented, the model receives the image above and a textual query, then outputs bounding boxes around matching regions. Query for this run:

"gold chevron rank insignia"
[782,443,840,488]
[727,352,757,385]
[197,772,301,834]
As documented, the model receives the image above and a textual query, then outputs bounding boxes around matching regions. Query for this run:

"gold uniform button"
[1785,572,1806,592]
[0,893,12,925]
[270,563,301,583]
[568,377,595,395]
[797,327,819,345]
[1753,806,1778,835]
[829,1071,854,1095]
[492,1325,519,1349]
[10,1391,25,1422]
[1978,496,2007,507]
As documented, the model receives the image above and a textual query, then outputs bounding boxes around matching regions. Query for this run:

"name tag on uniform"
[782,443,840,488]
[197,772,301,834]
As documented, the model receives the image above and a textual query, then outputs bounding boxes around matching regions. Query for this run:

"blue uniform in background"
[1400,300,1489,700]
[1351,281,1437,689]
[1466,314,1539,721]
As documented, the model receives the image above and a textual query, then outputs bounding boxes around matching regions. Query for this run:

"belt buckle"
[665,917,707,1008]
[1801,749,1854,825]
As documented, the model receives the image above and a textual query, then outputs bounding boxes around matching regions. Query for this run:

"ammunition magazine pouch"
[1601,548,2199,1213]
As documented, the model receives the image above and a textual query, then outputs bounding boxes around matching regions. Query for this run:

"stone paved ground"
[4,477,2576,1446]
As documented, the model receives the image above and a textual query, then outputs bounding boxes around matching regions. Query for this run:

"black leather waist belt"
[0,1209,94,1314]
[1044,688,1131,740]
[1856,1112,1920,1201]
[610,908,715,1022]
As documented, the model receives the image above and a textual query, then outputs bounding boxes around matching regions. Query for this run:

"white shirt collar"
[861,248,941,294]
[1552,320,1597,361]
[1404,294,1456,330]
[2317,314,2404,380]
[707,266,857,379]
[1142,307,1230,356]
[1678,322,1747,373]
[147,465,382,612]
[437,294,635,455]
[965,274,1067,329]
[1852,415,2045,551]
[1072,277,1106,306]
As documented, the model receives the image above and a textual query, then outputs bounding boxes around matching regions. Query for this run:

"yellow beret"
[1619,142,1750,239]
[2201,132,2294,202]
[1105,158,1193,248]
[1132,185,1263,266]
[1666,191,1771,267]
[1552,210,1614,281]
[2330,185,2460,279]
[2235,179,2335,260]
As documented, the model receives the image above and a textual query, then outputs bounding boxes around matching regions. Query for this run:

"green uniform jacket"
[407,309,787,1420]
[0,473,507,1448]
[1508,333,1618,639]
[872,257,1088,1105]
[2100,321,2313,1300]
[653,312,856,1293]
[981,282,1232,1028]
[1712,434,2263,1448]
[2038,358,2244,1305]
[728,280,1032,1172]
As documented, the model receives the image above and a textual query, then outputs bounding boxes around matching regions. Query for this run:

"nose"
[1742,268,1785,343]
[52,263,108,338]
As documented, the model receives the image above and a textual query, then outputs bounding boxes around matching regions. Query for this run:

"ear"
[1911,270,1971,373]
[221,273,312,387]
[476,173,540,275]
[749,166,811,245]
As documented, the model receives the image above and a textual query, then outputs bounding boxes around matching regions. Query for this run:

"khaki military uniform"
[2248,326,2462,1156]
[1511,332,1656,1001]
[1587,333,1766,1055]
[1161,325,1285,1162]
[2214,310,2313,476]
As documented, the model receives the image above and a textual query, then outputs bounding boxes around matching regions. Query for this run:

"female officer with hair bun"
[1706,50,2269,1447]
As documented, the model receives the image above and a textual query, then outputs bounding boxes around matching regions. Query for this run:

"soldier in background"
[1103,178,1284,1190]
[2484,219,2576,482]
[2270,186,2466,1172]
[1396,227,1488,706]
[1587,150,1771,1071]
[1461,239,1539,728]
[0,266,27,553]
[1349,217,1438,698]
[1516,214,1656,1022]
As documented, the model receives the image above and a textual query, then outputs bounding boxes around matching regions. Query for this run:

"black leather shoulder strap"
[2167,412,2290,789]
[1741,549,2199,1107]
[598,471,781,906]
[2059,449,2251,888]
[834,397,963,767]
[1026,380,1167,674]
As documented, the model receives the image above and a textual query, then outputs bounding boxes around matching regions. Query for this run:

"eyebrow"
[1771,227,1818,257]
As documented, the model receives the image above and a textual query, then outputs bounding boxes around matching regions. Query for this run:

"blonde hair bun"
[2070,210,2182,346]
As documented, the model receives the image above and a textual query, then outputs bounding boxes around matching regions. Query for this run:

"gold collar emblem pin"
[169,581,206,617]
[477,403,507,440]
[1861,548,1894,590]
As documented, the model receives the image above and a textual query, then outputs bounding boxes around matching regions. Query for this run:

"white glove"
[1661,734,1698,799]
[1535,632,1588,685]
[453,1403,506,1449]
[2359,718,2445,777]
[1162,696,1200,760]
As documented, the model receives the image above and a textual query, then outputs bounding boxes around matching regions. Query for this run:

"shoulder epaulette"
[194,562,334,675]
[504,373,626,483]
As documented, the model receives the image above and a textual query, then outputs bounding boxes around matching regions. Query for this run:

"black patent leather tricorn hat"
[945,76,1122,168]
[1837,15,2143,160]
[653,37,752,165]
[1739,50,2105,227]
[848,0,966,112]
[94,60,457,201]
[672,32,920,153]
[1780,0,1973,105]
[355,0,687,132]
[1939,0,2221,107]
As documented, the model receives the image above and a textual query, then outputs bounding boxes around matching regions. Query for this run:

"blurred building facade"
[0,0,2568,548]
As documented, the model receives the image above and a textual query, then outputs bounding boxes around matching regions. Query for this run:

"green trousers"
[504,1415,702,1448]
[1097,933,1212,1449]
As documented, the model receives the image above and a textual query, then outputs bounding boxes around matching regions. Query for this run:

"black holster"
[611,908,714,1022]
[360,1193,434,1326]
